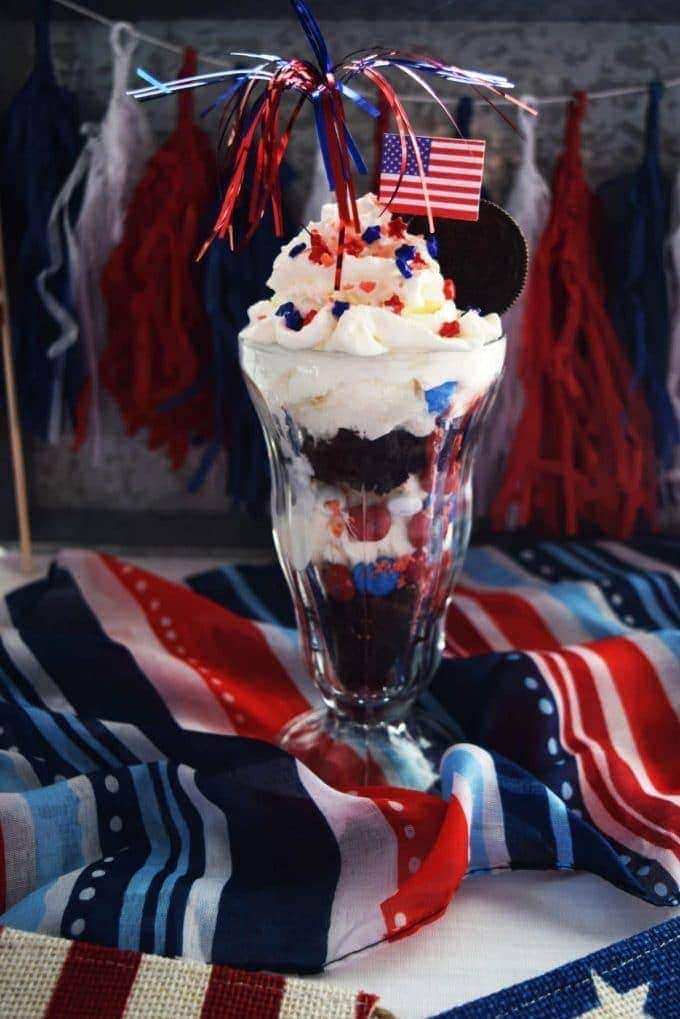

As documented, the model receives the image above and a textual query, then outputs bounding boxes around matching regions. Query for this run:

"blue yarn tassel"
[0,0,85,440]
[599,82,679,472]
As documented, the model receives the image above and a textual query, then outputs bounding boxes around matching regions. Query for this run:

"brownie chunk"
[325,584,418,693]
[303,427,428,494]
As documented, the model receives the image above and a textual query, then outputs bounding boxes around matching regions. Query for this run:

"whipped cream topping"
[240,192,506,441]
[241,193,502,356]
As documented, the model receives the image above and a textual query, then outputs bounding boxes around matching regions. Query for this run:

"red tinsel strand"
[372,90,390,192]
[362,66,433,233]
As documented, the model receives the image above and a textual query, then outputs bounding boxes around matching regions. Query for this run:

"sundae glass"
[240,195,505,790]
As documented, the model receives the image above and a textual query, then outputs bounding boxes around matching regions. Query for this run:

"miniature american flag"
[378,132,486,221]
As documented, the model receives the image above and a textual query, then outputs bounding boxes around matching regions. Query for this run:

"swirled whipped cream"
[242,193,501,355]
[240,193,505,440]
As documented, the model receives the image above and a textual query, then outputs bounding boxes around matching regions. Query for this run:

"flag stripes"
[378,133,485,220]
[0,537,677,990]
[0,927,377,1019]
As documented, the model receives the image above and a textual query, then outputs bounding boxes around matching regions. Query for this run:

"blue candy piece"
[284,309,303,331]
[425,380,457,415]
[276,301,295,317]
[395,243,415,262]
[332,300,350,318]
[426,234,438,258]
[288,242,307,258]
[352,558,398,596]
[396,258,413,279]
[464,306,482,315]
[361,225,381,244]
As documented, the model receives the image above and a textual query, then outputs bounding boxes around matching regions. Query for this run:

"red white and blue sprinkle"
[361,225,381,244]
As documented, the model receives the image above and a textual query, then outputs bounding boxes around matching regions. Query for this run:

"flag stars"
[104,775,119,793]
[611,593,623,606]
[538,698,554,715]
[654,882,668,898]
[524,677,539,690]
[547,737,559,755]
[110,816,123,833]
[79,887,96,901]
[561,781,573,800]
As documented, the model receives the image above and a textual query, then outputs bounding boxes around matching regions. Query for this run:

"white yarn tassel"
[70,22,154,462]
[474,98,551,521]
[38,23,153,455]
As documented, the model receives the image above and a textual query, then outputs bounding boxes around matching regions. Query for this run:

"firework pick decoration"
[129,0,534,286]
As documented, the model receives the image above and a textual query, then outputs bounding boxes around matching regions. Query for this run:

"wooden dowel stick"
[0,210,32,574]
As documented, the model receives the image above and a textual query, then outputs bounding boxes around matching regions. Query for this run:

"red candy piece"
[347,504,392,542]
[439,320,461,338]
[309,230,332,264]
[421,427,444,490]
[445,434,464,493]
[407,510,430,548]
[324,564,355,602]
[443,278,456,300]
[384,293,404,315]
[405,551,427,585]
[345,235,366,256]
[412,252,428,269]
[302,309,318,326]
[388,216,408,238]
[359,281,376,293]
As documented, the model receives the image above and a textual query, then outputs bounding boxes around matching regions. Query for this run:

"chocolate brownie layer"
[302,428,428,494]
[324,583,418,693]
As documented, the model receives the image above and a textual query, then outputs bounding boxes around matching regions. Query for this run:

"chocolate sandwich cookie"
[411,200,528,315]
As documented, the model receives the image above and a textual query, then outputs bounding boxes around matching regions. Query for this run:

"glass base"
[278,706,454,792]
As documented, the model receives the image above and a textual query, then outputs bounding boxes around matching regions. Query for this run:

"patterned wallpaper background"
[2,17,679,512]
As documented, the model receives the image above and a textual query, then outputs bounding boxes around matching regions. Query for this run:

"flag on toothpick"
[378,133,486,221]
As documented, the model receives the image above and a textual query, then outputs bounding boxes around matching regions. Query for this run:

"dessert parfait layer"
[240,195,505,718]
